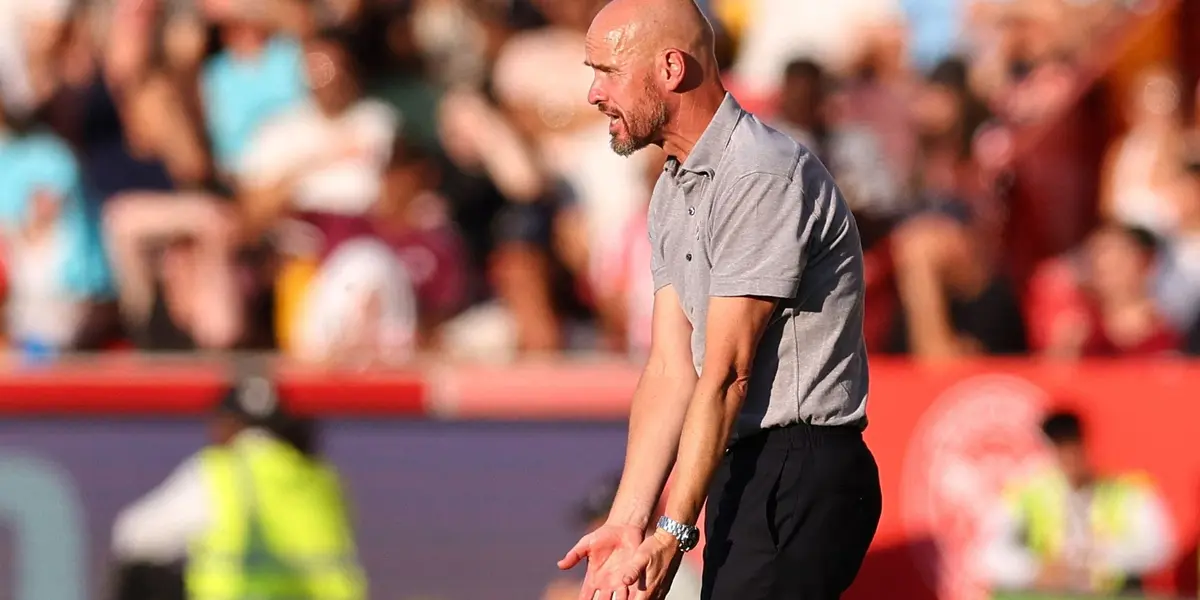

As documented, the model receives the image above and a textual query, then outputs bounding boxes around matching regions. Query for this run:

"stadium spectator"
[433,86,565,356]
[978,409,1173,595]
[74,3,245,351]
[357,2,443,151]
[888,59,1027,359]
[774,58,904,243]
[0,0,1185,363]
[292,137,469,363]
[0,98,114,356]
[200,0,309,178]
[235,26,399,352]
[1100,66,1189,238]
[1027,224,1180,357]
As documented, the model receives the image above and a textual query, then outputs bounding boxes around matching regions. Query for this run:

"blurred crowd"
[0,0,1197,364]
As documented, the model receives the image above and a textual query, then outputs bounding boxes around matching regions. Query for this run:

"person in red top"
[1028,224,1180,358]
[310,138,469,330]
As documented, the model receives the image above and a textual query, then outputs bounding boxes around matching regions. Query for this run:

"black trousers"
[701,423,883,600]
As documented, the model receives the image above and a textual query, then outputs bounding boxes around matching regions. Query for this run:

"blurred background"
[0,0,1199,598]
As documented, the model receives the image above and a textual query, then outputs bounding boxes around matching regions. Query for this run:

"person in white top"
[1100,66,1189,238]
[237,27,400,229]
[3,190,85,352]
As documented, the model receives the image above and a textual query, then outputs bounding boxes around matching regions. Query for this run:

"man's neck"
[662,85,727,164]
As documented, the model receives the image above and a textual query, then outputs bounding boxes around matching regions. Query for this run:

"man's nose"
[587,85,604,106]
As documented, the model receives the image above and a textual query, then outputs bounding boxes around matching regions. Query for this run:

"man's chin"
[609,135,641,158]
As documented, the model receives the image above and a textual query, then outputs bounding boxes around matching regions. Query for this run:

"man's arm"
[977,497,1042,590]
[1093,485,1174,577]
[662,170,813,527]
[662,296,776,526]
[605,285,698,530]
[111,455,211,564]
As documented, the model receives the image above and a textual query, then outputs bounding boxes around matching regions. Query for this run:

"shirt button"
[687,207,695,216]
[686,253,693,261]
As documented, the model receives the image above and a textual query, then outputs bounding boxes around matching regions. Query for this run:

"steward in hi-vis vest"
[112,377,366,600]
[979,410,1173,597]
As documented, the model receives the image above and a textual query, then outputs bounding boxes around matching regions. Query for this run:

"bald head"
[584,0,723,157]
[589,0,716,68]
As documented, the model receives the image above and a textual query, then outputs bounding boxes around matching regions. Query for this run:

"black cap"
[217,376,285,427]
[1041,409,1084,445]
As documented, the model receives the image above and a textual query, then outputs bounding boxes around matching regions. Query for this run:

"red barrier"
[0,357,1196,599]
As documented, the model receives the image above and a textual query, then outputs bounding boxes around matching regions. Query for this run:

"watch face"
[657,516,699,552]
[680,529,699,552]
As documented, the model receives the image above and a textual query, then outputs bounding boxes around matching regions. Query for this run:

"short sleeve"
[708,172,811,299]
[647,192,671,293]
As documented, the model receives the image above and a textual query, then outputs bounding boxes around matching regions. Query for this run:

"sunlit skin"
[582,0,725,161]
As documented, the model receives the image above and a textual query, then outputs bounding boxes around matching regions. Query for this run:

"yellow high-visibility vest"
[187,434,367,600]
[1006,469,1150,594]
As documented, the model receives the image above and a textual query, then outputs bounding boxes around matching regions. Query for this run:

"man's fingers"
[619,550,651,587]
[577,581,599,600]
[558,536,591,570]
[557,549,583,570]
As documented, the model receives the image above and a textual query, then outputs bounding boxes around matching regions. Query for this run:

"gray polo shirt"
[648,93,869,441]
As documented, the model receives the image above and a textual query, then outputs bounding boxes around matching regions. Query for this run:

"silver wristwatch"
[656,515,700,552]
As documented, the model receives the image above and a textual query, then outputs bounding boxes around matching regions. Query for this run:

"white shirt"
[732,0,904,93]
[238,99,400,216]
[293,238,418,365]
[1108,129,1180,237]
[977,481,1174,591]
[3,227,85,348]
[111,430,272,564]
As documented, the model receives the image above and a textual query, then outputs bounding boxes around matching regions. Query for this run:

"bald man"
[557,1,882,599]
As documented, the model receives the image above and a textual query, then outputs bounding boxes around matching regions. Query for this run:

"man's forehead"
[587,22,650,64]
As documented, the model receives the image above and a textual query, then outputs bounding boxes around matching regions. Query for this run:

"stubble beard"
[609,94,669,158]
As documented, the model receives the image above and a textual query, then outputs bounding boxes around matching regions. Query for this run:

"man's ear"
[662,49,688,92]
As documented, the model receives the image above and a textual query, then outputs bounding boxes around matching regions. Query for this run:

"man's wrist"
[652,528,680,547]
[604,508,652,531]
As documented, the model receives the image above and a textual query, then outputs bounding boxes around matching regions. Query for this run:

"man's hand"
[618,530,683,600]
[557,523,643,600]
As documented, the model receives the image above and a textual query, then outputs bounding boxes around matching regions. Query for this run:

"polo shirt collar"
[671,92,743,177]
